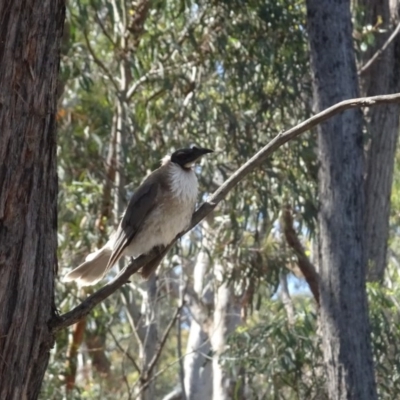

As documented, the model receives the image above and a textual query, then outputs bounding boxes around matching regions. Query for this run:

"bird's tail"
[63,246,113,286]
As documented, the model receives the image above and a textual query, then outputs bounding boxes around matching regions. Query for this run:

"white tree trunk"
[138,275,158,400]
[184,233,213,400]
[210,260,241,400]
[184,320,212,400]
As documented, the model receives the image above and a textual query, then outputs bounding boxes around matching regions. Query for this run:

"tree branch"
[358,22,400,76]
[145,305,182,378]
[82,28,120,93]
[108,327,141,373]
[51,92,400,332]
[90,0,118,48]
[282,205,320,305]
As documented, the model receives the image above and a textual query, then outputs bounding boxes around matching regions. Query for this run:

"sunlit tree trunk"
[210,260,241,400]
[190,220,242,400]
[0,0,65,398]
[306,0,378,399]
[359,0,400,281]
[184,243,213,400]
[185,322,212,400]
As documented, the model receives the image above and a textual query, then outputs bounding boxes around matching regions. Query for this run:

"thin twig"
[358,22,400,76]
[126,61,197,100]
[108,328,141,373]
[146,305,182,378]
[52,92,400,332]
[128,305,183,396]
[90,0,118,48]
[82,29,120,93]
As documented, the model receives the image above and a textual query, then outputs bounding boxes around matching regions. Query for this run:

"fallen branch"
[51,92,400,332]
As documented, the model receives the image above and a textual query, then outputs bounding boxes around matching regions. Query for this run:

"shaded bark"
[359,0,400,281]
[306,0,377,399]
[0,0,65,398]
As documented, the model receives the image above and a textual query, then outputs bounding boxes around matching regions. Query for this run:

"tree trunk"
[306,0,378,399]
[136,275,158,400]
[359,0,400,281]
[0,0,65,398]
[184,243,213,400]
[210,260,241,400]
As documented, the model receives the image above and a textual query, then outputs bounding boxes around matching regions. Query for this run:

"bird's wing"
[106,179,160,270]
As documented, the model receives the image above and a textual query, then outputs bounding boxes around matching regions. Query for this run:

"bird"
[63,146,213,286]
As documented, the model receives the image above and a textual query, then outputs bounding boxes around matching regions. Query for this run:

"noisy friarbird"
[63,146,213,286]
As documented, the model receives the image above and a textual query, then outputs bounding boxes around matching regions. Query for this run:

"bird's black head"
[170,146,213,169]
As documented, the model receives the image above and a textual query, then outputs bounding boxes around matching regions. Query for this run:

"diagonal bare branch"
[358,22,400,76]
[51,92,400,332]
[145,305,182,379]
[282,205,320,305]
[108,327,141,373]
[82,28,120,93]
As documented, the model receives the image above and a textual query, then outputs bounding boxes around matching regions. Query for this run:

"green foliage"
[223,279,400,400]
[42,0,400,398]
[223,295,326,400]
[369,282,400,398]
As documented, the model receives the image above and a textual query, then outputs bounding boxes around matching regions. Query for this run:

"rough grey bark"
[359,0,400,281]
[0,0,65,398]
[306,0,378,399]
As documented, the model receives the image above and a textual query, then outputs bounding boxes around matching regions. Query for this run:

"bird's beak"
[194,147,213,156]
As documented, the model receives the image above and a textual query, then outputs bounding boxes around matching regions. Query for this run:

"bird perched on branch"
[63,146,213,286]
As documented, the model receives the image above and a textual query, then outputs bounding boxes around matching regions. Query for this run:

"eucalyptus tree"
[356,0,400,281]
[0,0,65,398]
[306,0,377,398]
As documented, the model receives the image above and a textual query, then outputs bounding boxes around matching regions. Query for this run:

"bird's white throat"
[167,161,198,204]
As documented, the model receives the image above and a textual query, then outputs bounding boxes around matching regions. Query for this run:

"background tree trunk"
[359,0,400,281]
[210,262,241,400]
[306,0,378,399]
[0,0,65,398]
[184,244,213,400]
